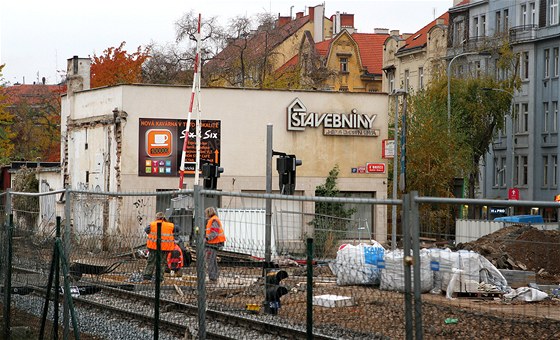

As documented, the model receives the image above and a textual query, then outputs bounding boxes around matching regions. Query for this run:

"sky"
[0,0,453,86]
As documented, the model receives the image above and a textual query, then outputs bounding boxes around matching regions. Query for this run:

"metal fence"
[1,188,559,339]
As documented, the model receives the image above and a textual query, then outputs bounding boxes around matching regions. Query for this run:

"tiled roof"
[5,84,65,106]
[350,33,389,74]
[398,12,448,53]
[315,39,331,57]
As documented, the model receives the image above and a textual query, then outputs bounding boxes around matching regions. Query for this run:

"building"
[382,13,449,94]
[203,4,340,88]
[292,28,389,92]
[462,0,560,220]
[59,57,389,242]
[204,3,389,92]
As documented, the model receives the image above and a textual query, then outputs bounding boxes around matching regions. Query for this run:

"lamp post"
[447,51,491,130]
[390,89,406,250]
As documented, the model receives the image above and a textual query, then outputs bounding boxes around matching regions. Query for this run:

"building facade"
[60,57,389,241]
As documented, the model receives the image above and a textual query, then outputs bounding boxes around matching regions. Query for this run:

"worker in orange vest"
[204,207,226,282]
[143,211,179,282]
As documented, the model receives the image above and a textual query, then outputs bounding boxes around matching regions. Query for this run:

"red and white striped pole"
[179,13,201,189]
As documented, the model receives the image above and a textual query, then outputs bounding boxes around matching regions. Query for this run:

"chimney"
[66,56,91,95]
[296,11,303,19]
[374,28,390,34]
[278,16,291,27]
[313,4,325,41]
[340,13,354,29]
[390,30,400,36]
[309,7,315,21]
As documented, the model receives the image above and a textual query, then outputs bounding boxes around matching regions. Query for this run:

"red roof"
[350,33,389,74]
[5,84,65,106]
[399,12,449,53]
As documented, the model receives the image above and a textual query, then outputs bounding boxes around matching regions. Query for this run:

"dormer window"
[340,57,349,73]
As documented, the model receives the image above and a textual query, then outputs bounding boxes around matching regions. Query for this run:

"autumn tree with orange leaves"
[90,42,149,88]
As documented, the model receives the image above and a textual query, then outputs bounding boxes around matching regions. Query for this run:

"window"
[554,101,558,131]
[521,4,527,26]
[515,103,529,133]
[545,49,550,78]
[474,60,481,77]
[522,103,529,132]
[544,155,549,186]
[340,57,349,72]
[504,9,509,30]
[522,52,530,79]
[481,15,486,36]
[530,2,536,25]
[500,156,507,187]
[496,11,502,33]
[544,102,549,132]
[453,19,465,46]
[388,72,395,93]
[339,85,348,92]
[418,67,424,89]
[553,155,558,186]
[514,155,519,186]
[404,69,410,90]
[474,17,479,37]
[493,157,499,187]
[554,48,559,76]
[551,0,559,25]
[522,155,528,186]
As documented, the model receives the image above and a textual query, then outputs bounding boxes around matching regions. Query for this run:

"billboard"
[138,118,221,177]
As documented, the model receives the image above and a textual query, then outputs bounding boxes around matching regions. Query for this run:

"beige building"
[382,13,448,94]
[60,57,389,242]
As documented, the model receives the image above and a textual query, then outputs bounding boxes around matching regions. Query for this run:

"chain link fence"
[1,188,559,339]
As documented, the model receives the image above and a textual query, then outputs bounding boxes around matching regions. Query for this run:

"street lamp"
[390,89,407,251]
[447,51,492,130]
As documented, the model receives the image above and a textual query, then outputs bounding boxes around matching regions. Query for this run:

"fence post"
[3,214,13,340]
[63,187,72,340]
[306,238,313,340]
[410,191,423,339]
[153,222,162,340]
[194,184,207,339]
[402,193,413,340]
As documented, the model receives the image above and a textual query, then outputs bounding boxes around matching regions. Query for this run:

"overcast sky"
[0,0,453,86]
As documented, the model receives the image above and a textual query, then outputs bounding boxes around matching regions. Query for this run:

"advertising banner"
[138,118,221,177]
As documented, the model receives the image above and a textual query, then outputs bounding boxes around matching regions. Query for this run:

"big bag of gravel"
[380,249,433,293]
[332,242,385,286]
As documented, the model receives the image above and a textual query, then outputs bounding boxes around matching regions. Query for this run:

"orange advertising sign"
[145,129,172,157]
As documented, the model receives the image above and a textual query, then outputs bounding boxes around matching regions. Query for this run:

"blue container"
[493,215,544,223]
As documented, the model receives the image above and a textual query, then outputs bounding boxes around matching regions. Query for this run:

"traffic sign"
[508,188,519,200]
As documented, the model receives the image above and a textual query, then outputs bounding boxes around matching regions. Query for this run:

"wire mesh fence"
[1,189,559,339]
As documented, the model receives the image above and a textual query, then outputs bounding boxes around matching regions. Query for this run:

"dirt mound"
[457,225,560,284]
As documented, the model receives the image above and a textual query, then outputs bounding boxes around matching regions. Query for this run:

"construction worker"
[143,211,179,282]
[204,207,226,282]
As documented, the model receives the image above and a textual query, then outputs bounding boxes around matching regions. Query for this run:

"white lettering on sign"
[366,163,385,173]
[287,98,378,134]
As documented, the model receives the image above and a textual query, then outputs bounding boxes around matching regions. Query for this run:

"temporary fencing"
[1,188,559,339]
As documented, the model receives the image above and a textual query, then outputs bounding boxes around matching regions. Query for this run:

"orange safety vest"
[167,244,184,270]
[146,220,175,251]
[205,215,226,244]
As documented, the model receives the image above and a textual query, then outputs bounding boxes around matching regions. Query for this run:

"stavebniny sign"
[286,98,380,136]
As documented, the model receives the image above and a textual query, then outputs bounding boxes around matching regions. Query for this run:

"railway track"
[11,268,338,339]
